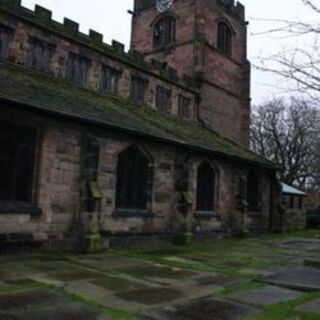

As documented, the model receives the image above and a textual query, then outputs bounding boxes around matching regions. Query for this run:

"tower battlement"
[134,0,245,21]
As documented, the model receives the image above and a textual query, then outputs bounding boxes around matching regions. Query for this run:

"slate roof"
[0,61,274,168]
[281,183,306,196]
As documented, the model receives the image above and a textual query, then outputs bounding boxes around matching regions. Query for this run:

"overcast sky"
[21,0,318,104]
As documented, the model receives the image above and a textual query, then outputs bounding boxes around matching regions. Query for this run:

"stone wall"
[0,2,196,121]
[0,106,273,240]
[131,0,251,145]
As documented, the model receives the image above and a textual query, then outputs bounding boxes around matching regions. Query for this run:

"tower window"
[153,16,176,48]
[156,86,172,112]
[247,170,260,211]
[196,162,216,212]
[0,122,37,204]
[27,37,55,72]
[100,65,120,95]
[0,24,14,59]
[217,21,232,55]
[66,52,90,84]
[130,76,147,104]
[116,145,151,210]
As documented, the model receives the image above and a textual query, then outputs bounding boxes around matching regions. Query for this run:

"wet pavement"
[0,232,319,319]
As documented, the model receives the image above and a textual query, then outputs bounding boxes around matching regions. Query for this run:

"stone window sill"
[0,201,42,216]
[194,211,220,219]
[248,211,262,217]
[112,209,154,218]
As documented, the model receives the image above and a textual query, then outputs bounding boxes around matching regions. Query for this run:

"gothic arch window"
[247,170,260,211]
[0,123,37,203]
[116,145,151,210]
[153,16,176,48]
[196,161,216,211]
[217,21,232,55]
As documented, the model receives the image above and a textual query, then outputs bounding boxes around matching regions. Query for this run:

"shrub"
[307,207,320,228]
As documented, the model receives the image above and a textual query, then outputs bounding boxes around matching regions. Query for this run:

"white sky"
[21,0,318,105]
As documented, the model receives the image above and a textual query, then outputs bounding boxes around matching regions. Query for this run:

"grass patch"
[60,288,138,320]
[91,275,145,292]
[217,280,264,297]
[249,292,320,320]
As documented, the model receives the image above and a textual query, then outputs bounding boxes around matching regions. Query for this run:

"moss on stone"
[0,61,273,167]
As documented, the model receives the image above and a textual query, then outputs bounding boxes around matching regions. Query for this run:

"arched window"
[116,145,150,210]
[217,21,232,54]
[0,123,37,203]
[196,161,215,211]
[247,171,260,211]
[153,16,176,48]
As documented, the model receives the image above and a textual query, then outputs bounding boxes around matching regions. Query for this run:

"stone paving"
[0,232,319,319]
[231,285,302,306]
[296,298,320,314]
[260,266,320,291]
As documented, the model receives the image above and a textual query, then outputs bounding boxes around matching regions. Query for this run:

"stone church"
[0,0,279,245]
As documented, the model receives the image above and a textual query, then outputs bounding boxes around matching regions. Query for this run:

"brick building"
[0,0,279,245]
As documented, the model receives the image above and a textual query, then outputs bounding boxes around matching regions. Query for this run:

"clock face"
[156,0,173,13]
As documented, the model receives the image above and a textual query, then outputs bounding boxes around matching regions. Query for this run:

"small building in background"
[281,183,307,231]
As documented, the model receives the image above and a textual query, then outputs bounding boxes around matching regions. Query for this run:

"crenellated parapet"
[134,0,245,20]
[0,0,195,90]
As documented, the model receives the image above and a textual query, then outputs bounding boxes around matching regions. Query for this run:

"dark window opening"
[116,145,150,210]
[130,76,147,104]
[217,21,232,55]
[153,16,176,48]
[289,195,295,209]
[196,161,215,211]
[100,65,120,95]
[83,137,100,182]
[247,171,260,211]
[299,196,303,209]
[0,122,37,204]
[66,52,90,84]
[178,95,191,118]
[27,37,55,72]
[156,86,172,112]
[0,25,14,59]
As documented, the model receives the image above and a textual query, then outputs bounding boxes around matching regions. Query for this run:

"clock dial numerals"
[156,0,173,13]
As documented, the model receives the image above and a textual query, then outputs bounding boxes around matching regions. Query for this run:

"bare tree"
[251,97,320,189]
[255,0,320,101]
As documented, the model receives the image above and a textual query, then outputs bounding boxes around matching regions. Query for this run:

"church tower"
[131,0,251,146]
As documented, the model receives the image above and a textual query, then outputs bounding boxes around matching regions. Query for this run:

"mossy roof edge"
[0,61,275,169]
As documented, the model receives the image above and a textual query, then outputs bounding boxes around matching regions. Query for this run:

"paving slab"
[260,266,320,291]
[277,240,320,251]
[304,259,320,269]
[231,285,302,306]
[10,302,109,320]
[143,298,260,320]
[0,289,62,311]
[68,254,148,271]
[115,287,184,305]
[117,264,195,281]
[296,298,320,314]
[196,274,242,287]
